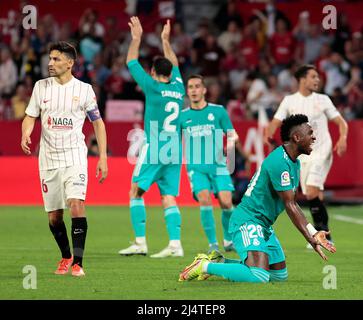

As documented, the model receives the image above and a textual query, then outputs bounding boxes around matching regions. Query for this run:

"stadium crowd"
[1,0,363,121]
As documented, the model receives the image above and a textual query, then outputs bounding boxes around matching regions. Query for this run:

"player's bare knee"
[198,193,212,206]
[219,200,232,210]
[68,199,85,217]
[129,184,144,199]
[161,195,176,208]
[48,212,63,226]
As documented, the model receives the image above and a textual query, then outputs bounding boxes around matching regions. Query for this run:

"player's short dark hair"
[294,64,317,82]
[187,74,205,86]
[152,56,173,77]
[280,114,309,142]
[49,41,77,61]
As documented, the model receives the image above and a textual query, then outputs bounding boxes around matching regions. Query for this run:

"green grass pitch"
[1,205,362,300]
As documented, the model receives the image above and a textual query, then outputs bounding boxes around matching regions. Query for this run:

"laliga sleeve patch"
[281,171,291,187]
[86,107,101,121]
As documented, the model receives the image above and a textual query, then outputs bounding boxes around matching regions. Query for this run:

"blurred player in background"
[265,64,348,246]
[181,75,249,253]
[180,114,336,283]
[21,41,108,277]
[118,18,186,258]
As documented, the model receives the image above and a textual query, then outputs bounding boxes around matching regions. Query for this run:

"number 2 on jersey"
[163,102,179,132]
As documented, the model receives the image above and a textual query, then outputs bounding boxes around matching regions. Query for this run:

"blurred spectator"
[217,20,242,53]
[213,0,243,32]
[268,18,295,75]
[79,9,105,38]
[343,65,363,118]
[239,23,259,70]
[170,21,192,70]
[293,10,310,41]
[11,83,29,120]
[89,53,111,87]
[145,22,163,56]
[277,62,298,94]
[344,31,363,66]
[79,25,103,64]
[195,34,225,82]
[321,52,350,96]
[0,46,18,98]
[206,81,226,106]
[105,61,124,99]
[332,12,351,56]
[301,24,332,64]
[229,54,248,93]
[258,0,291,38]
[246,72,270,119]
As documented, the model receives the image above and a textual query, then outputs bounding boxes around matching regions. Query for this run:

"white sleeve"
[25,81,40,118]
[84,85,101,121]
[84,85,98,112]
[323,95,340,120]
[273,96,290,121]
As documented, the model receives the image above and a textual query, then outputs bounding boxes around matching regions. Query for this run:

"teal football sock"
[207,263,270,283]
[164,206,181,240]
[200,206,217,245]
[130,198,146,237]
[222,208,233,241]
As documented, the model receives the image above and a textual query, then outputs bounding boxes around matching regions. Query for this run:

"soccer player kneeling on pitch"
[179,114,336,283]
[21,41,108,277]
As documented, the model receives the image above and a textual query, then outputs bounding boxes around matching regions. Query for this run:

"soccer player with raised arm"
[265,64,348,246]
[118,18,185,258]
[179,114,336,283]
[180,75,249,253]
[21,41,108,277]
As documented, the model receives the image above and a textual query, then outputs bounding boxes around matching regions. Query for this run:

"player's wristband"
[306,223,318,237]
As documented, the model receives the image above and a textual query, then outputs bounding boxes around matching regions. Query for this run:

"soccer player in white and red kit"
[21,42,108,276]
[265,64,348,244]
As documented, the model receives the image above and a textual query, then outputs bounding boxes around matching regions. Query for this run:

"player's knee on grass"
[269,268,288,282]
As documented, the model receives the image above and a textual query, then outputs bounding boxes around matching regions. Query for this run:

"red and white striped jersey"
[26,76,99,170]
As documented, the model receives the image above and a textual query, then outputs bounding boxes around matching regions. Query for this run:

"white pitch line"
[332,214,363,225]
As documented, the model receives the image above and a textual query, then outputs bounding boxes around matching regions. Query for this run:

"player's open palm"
[161,19,171,42]
[128,16,143,40]
[312,231,336,260]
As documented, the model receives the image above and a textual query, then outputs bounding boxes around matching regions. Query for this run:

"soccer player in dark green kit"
[180,114,336,282]
[180,75,249,254]
[119,17,185,258]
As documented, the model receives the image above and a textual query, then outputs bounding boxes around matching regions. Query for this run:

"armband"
[86,107,101,122]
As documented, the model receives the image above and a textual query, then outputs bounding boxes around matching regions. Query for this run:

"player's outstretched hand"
[21,135,32,155]
[334,138,347,157]
[161,19,171,42]
[96,157,108,184]
[312,231,336,261]
[128,16,143,40]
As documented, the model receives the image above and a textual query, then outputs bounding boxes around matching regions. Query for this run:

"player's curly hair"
[280,114,309,142]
